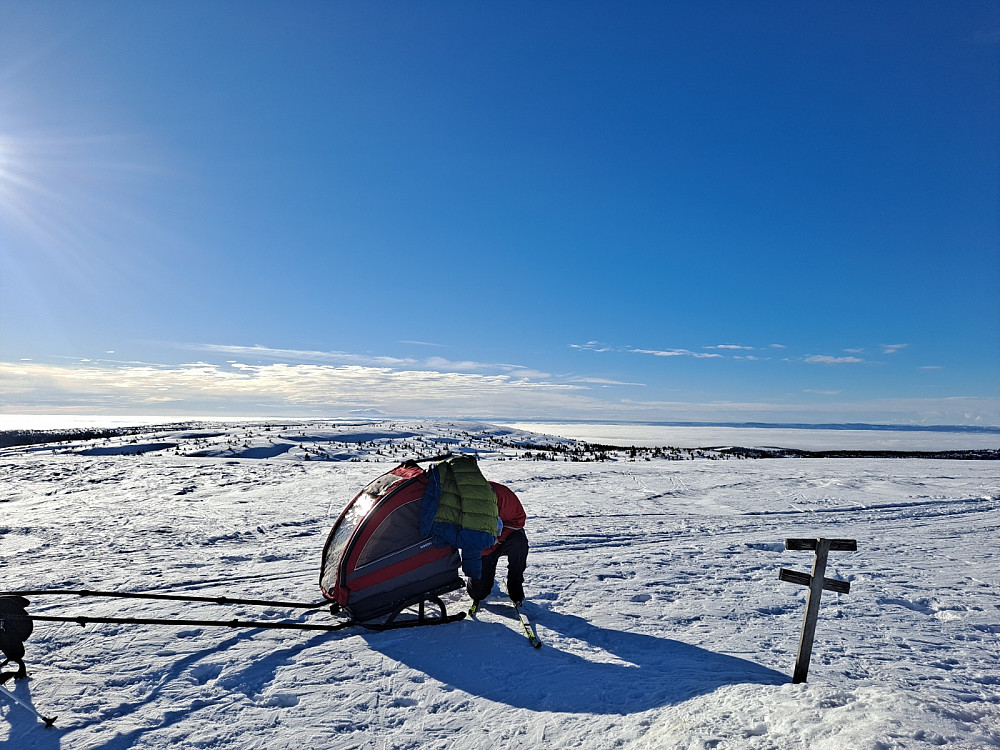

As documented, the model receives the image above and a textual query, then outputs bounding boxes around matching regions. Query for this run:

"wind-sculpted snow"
[0,420,998,748]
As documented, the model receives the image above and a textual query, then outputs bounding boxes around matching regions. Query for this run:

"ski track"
[1,423,998,749]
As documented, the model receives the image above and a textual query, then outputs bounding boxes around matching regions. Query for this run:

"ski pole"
[2,589,328,609]
[0,684,56,727]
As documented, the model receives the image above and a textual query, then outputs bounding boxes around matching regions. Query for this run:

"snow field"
[1,422,997,749]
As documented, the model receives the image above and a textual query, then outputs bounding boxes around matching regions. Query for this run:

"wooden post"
[779,537,856,684]
[794,538,830,684]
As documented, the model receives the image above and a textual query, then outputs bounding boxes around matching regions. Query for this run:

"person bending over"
[466,482,528,605]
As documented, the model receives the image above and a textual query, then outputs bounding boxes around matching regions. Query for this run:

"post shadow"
[365,602,788,715]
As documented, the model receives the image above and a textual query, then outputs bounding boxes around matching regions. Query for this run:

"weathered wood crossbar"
[778,568,851,594]
[780,537,857,684]
[785,538,857,552]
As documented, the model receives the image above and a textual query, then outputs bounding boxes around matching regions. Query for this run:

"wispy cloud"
[422,356,548,377]
[631,348,723,359]
[187,343,418,367]
[570,341,615,353]
[629,348,686,357]
[572,341,724,359]
[882,344,908,355]
[573,340,786,362]
[805,355,866,364]
[187,343,549,378]
[571,340,925,369]
[568,376,647,386]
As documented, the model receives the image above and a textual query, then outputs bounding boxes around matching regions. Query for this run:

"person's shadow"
[365,601,788,714]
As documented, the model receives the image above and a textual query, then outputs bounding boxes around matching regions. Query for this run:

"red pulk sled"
[319,460,465,624]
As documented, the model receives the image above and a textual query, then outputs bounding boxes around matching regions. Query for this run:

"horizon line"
[1,414,998,434]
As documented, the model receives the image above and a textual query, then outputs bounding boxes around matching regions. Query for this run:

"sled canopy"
[319,462,464,622]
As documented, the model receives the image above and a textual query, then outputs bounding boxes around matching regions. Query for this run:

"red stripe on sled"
[347,546,454,593]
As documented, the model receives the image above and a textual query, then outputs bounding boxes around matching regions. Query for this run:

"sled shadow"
[0,680,62,749]
[365,604,788,715]
[64,629,331,749]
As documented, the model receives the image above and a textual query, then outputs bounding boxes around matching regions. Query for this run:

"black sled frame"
[0,587,465,677]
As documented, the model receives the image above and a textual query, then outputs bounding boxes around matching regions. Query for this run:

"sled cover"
[319,462,463,621]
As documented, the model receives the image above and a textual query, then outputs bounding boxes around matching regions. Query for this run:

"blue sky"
[1,1,998,425]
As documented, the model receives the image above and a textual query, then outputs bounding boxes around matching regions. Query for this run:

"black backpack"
[0,595,32,682]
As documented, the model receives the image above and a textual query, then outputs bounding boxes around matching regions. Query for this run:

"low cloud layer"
[2,357,997,426]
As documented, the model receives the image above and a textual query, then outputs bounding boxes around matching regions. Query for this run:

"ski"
[511,600,542,649]
[467,599,540,648]
[0,685,56,727]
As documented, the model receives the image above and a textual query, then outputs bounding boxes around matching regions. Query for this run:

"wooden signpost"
[779,537,857,684]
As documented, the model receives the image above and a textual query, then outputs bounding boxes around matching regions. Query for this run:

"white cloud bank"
[2,358,998,426]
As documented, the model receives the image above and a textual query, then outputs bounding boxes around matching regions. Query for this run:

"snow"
[1,420,998,749]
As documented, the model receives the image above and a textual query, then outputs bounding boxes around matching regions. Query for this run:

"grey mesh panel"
[356,499,424,567]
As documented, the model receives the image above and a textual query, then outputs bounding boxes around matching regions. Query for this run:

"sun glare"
[0,119,175,293]
[0,131,43,235]
[0,135,17,199]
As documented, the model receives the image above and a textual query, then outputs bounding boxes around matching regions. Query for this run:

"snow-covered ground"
[1,420,997,749]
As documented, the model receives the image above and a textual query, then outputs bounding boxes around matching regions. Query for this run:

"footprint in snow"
[190,664,223,684]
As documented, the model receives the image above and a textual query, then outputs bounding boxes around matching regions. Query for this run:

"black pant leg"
[503,529,529,602]
[467,546,502,601]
